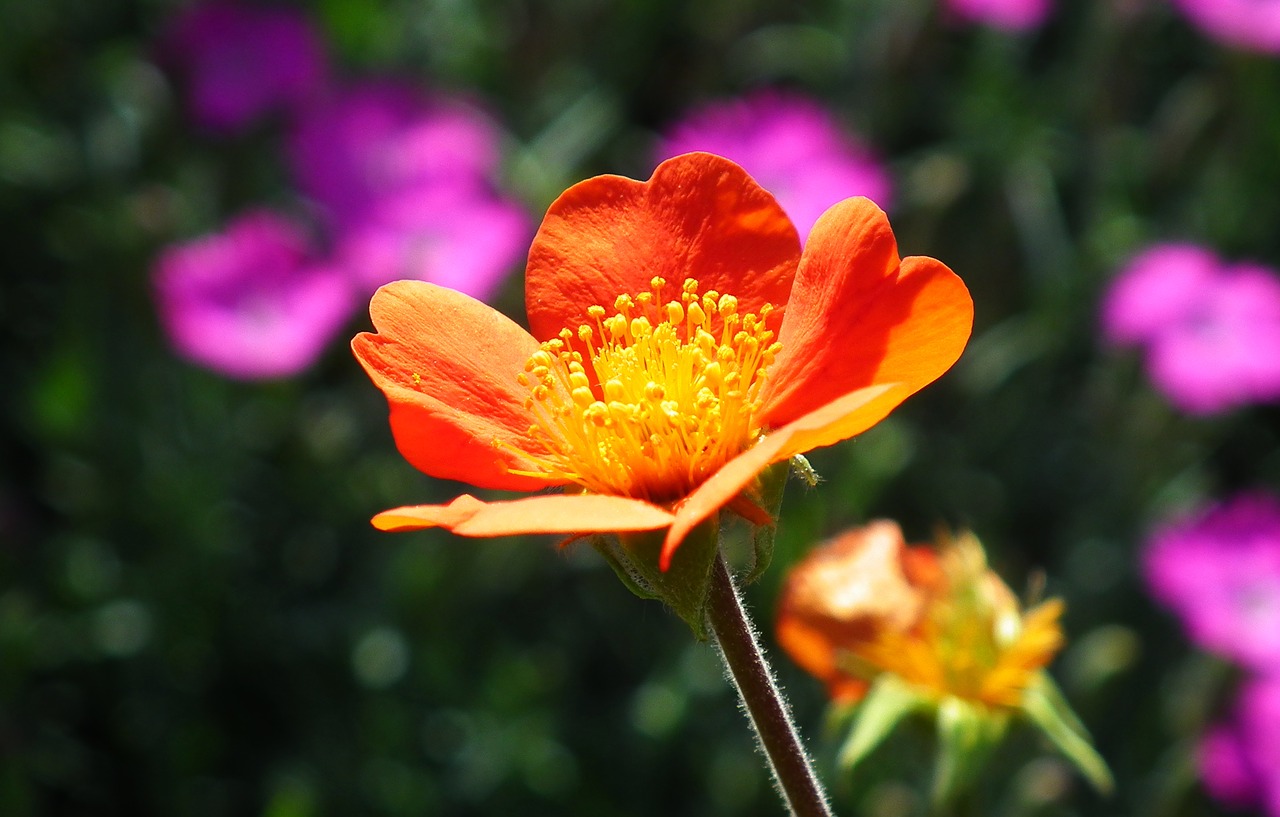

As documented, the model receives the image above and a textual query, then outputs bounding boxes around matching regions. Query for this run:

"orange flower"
[352,153,973,568]
[776,521,1065,709]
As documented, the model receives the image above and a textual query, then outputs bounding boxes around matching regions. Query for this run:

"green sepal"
[1020,671,1114,795]
[590,516,720,640]
[932,697,1009,810]
[837,674,929,771]
[742,460,790,585]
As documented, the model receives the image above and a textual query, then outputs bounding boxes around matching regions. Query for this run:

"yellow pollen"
[506,277,783,502]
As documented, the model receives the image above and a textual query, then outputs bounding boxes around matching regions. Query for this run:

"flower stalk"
[706,549,834,817]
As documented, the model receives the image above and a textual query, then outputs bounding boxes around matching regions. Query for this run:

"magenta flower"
[943,0,1053,30]
[286,80,530,302]
[154,210,356,379]
[334,185,531,302]
[1171,0,1280,54]
[285,81,503,227]
[1102,243,1280,414]
[161,2,328,133]
[654,91,892,242]
[1144,493,1280,673]
[1198,676,1280,815]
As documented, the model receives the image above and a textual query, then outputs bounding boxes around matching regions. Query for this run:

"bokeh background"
[5,0,1280,814]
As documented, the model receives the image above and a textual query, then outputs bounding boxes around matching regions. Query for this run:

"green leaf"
[592,517,721,640]
[743,460,790,585]
[837,675,928,771]
[1021,672,1114,795]
[932,697,1008,810]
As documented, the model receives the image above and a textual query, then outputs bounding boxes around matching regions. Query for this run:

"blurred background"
[5,0,1280,814]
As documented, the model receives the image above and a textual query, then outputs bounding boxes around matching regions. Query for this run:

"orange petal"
[660,382,907,568]
[372,492,675,536]
[525,152,800,343]
[760,197,973,427]
[776,521,924,702]
[352,281,560,491]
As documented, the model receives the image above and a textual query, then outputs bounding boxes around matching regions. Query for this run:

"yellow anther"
[687,301,706,327]
[702,361,722,386]
[604,378,625,402]
[509,280,782,502]
[666,301,684,326]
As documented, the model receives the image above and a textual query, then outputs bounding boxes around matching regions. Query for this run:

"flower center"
[509,276,782,503]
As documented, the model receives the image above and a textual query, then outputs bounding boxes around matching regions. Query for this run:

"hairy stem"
[705,549,834,817]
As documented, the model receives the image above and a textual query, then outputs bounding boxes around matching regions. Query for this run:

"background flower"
[943,0,1053,30]
[1198,676,1280,815]
[1102,243,1280,414]
[286,81,504,227]
[153,210,356,379]
[1171,0,1280,54]
[161,1,328,133]
[654,91,892,241]
[1143,492,1280,673]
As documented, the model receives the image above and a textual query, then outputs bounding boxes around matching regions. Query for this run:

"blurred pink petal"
[335,185,531,302]
[286,81,503,227]
[1199,725,1260,809]
[1199,676,1280,814]
[1102,244,1280,414]
[154,210,357,379]
[162,2,328,133]
[944,0,1053,30]
[1172,0,1280,54]
[655,90,892,242]
[1144,493,1280,672]
[1101,244,1220,346]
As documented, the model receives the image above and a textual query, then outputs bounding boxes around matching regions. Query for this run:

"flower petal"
[760,197,973,427]
[660,382,909,568]
[373,493,675,535]
[776,521,924,703]
[525,152,800,342]
[352,280,558,491]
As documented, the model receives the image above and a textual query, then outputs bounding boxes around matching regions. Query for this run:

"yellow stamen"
[506,277,782,503]
[844,534,1065,710]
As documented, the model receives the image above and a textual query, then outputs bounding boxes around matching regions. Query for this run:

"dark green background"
[4,0,1278,814]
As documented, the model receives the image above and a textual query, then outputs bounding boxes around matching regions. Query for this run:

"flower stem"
[706,549,834,817]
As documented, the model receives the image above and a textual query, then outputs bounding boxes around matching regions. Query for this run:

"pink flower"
[334,185,531,302]
[943,0,1053,30]
[1198,676,1280,815]
[1143,493,1280,673]
[1171,0,1280,54]
[286,81,504,227]
[286,80,530,302]
[1102,243,1280,414]
[161,2,328,133]
[154,210,356,379]
[654,91,892,242]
